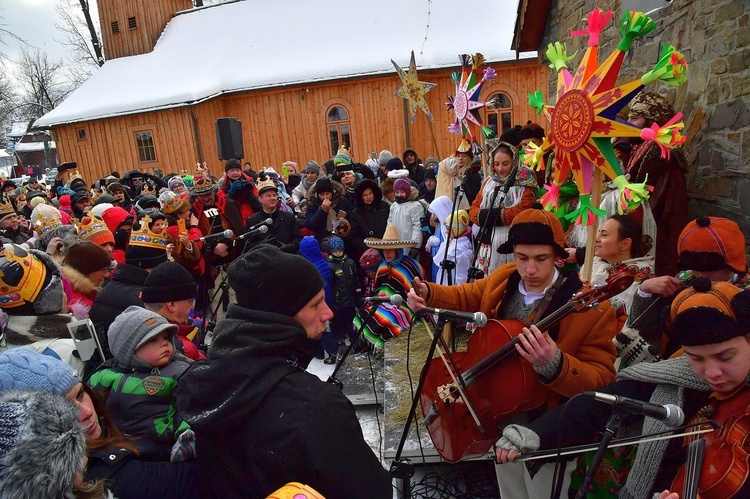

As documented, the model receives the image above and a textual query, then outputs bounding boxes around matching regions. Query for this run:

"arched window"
[327,105,351,156]
[485,92,513,137]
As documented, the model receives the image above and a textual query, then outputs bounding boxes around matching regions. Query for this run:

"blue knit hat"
[0,349,80,395]
[329,236,345,253]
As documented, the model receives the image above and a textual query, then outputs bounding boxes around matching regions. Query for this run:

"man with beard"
[175,245,392,498]
[402,148,426,185]
[625,91,688,277]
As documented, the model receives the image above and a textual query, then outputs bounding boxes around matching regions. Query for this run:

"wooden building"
[36,0,547,181]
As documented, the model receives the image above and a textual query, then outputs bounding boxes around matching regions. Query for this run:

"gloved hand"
[496,424,540,454]
[228,180,245,196]
[170,429,196,462]
[425,235,440,250]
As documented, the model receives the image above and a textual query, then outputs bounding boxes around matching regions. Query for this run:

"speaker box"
[215,117,244,160]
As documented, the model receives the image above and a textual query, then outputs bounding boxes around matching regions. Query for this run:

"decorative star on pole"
[392,51,436,122]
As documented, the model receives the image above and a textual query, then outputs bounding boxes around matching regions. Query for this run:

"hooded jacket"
[304,179,353,241]
[175,304,392,499]
[348,179,389,260]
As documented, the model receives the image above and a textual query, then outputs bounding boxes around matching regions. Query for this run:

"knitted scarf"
[615,356,710,498]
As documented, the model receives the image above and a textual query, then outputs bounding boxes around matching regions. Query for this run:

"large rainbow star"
[446,53,495,154]
[526,10,688,225]
[392,51,437,123]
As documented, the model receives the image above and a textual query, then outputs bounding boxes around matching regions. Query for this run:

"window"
[485,92,513,138]
[111,21,119,34]
[327,105,351,157]
[76,129,87,140]
[128,17,137,30]
[134,131,156,162]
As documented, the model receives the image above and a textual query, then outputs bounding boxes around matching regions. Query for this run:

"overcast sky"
[1,0,98,69]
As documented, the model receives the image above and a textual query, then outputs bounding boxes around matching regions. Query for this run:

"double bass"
[419,272,633,463]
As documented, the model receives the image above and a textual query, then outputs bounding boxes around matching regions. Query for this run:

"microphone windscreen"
[390,294,403,306]
[224,229,234,238]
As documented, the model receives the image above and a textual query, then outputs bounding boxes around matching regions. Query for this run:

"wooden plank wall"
[99,0,192,60]
[53,60,548,182]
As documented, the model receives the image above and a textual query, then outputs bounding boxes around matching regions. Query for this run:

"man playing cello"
[496,278,750,499]
[408,206,619,498]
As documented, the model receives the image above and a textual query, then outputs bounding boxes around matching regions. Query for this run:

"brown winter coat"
[424,263,617,410]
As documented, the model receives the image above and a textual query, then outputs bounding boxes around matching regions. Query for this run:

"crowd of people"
[0,89,748,498]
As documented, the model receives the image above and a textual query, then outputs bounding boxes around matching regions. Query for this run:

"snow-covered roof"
[14,141,56,152]
[8,122,28,137]
[36,0,535,128]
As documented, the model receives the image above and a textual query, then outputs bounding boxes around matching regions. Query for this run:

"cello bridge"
[437,383,464,407]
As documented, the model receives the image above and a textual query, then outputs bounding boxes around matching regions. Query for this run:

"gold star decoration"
[392,51,436,123]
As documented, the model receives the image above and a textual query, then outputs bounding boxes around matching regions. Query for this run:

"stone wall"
[540,0,750,239]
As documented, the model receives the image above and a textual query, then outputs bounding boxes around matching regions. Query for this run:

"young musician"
[408,206,619,498]
[496,278,750,499]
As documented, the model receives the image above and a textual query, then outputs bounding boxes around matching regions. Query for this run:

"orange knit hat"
[497,204,566,258]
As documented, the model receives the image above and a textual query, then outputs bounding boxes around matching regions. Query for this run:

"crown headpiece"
[76,216,110,242]
[0,244,47,309]
[141,182,157,196]
[0,196,16,220]
[31,203,63,235]
[129,215,168,250]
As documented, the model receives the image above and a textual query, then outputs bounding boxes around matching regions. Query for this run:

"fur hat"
[0,348,80,394]
[328,236,345,253]
[670,278,750,346]
[63,241,111,276]
[0,390,87,499]
[677,217,747,274]
[108,305,178,368]
[314,177,333,194]
[629,91,675,127]
[385,157,404,171]
[77,216,114,247]
[106,182,125,194]
[364,225,419,249]
[0,245,63,315]
[497,205,567,258]
[141,262,196,303]
[499,125,524,148]
[228,244,325,317]
[378,150,394,166]
[304,161,321,173]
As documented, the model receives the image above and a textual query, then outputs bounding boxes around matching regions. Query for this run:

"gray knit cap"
[108,305,178,368]
[0,349,80,395]
[0,390,87,498]
[304,161,321,173]
[378,150,393,166]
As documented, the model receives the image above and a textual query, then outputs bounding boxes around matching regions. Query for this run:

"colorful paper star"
[392,51,437,123]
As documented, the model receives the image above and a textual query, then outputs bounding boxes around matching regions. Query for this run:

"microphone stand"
[466,164,519,283]
[572,408,625,499]
[390,314,451,499]
[326,300,380,388]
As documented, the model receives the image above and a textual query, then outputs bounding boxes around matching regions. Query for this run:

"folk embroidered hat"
[670,278,750,346]
[677,217,747,274]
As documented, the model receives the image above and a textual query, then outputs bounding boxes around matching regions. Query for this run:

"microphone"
[363,295,403,305]
[247,217,272,231]
[196,229,233,242]
[235,225,269,240]
[583,391,685,427]
[501,164,520,193]
[417,307,488,327]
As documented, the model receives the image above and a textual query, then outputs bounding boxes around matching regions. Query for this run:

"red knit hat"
[100,206,132,234]
[677,217,747,274]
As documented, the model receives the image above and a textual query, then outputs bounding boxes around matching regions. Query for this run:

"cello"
[419,272,634,463]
